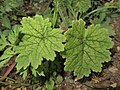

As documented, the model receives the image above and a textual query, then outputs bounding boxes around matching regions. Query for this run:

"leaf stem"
[0,57,16,81]
[83,5,117,19]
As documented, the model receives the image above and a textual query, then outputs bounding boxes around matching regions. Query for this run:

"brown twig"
[0,62,16,81]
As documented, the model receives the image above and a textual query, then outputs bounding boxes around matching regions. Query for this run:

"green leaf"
[19,69,28,79]
[0,26,20,67]
[1,15,11,29]
[15,15,66,71]
[8,25,20,45]
[72,0,91,13]
[3,0,23,12]
[0,47,14,67]
[16,55,30,70]
[56,75,63,85]
[0,25,20,51]
[64,19,113,79]
[45,78,54,90]
[91,17,115,36]
[32,68,45,77]
[0,35,8,51]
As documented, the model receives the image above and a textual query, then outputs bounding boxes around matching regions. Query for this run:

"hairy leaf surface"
[15,15,66,71]
[64,19,113,78]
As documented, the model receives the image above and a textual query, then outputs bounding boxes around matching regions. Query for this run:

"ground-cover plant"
[15,15,66,78]
[0,0,119,89]
[0,14,113,79]
[64,19,113,79]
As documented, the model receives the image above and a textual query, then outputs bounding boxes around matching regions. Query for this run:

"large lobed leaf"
[64,19,113,79]
[15,15,66,71]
